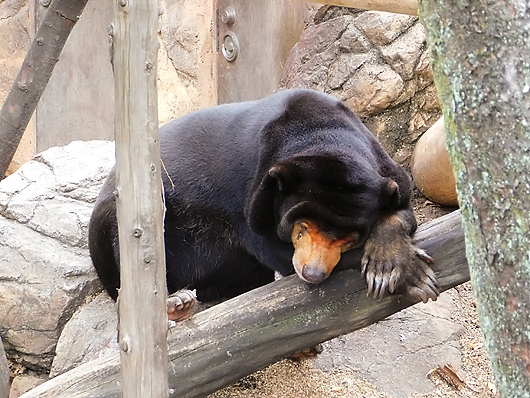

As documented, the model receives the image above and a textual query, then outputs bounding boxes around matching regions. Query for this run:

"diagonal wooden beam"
[0,0,90,179]
[20,210,467,398]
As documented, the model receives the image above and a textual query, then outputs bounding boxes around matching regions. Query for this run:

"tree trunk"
[19,211,468,398]
[418,1,530,396]
[112,0,168,396]
[0,0,89,180]
[0,337,8,398]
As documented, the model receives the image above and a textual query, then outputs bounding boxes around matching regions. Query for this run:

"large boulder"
[0,141,114,370]
[50,293,118,378]
[281,7,442,166]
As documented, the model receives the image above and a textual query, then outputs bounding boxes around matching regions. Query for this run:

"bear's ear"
[381,178,401,210]
[247,165,285,235]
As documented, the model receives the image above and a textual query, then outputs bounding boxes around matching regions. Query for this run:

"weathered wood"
[0,0,89,179]
[217,1,310,103]
[20,210,467,398]
[297,0,418,16]
[113,0,168,397]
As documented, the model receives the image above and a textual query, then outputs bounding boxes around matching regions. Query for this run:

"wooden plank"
[20,210,467,398]
[298,0,419,16]
[112,0,168,396]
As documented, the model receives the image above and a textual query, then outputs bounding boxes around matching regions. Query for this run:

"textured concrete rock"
[281,6,442,166]
[314,290,463,398]
[50,293,118,378]
[0,337,8,398]
[0,141,115,370]
[8,373,47,398]
[344,63,404,115]
[355,11,416,46]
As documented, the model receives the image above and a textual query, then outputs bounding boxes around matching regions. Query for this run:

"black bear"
[88,88,438,321]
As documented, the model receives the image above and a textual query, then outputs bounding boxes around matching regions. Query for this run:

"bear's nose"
[301,265,326,284]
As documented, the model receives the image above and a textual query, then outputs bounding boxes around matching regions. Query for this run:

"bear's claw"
[167,289,197,322]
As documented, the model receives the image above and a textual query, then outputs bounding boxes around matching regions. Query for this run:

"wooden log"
[297,0,418,16]
[20,210,467,398]
[112,0,168,396]
[0,0,90,179]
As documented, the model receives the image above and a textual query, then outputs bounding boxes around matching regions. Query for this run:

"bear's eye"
[297,232,303,240]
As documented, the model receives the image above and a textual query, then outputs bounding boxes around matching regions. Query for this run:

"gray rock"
[0,337,8,398]
[354,11,416,46]
[50,293,118,378]
[8,372,47,398]
[281,8,442,166]
[380,23,427,81]
[314,290,463,398]
[0,141,115,370]
[343,63,404,115]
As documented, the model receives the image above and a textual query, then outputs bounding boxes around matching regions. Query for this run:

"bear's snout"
[301,265,327,284]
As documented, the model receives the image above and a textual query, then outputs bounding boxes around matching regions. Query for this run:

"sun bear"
[88,88,438,321]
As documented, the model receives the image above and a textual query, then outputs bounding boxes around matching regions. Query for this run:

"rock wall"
[281,7,442,166]
[0,141,114,370]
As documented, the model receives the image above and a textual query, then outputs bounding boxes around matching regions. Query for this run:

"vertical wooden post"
[113,0,168,396]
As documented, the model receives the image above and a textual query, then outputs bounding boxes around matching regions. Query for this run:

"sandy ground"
[210,196,498,398]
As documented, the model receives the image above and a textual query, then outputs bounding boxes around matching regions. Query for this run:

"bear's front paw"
[361,239,439,302]
[167,289,197,322]
[289,344,324,360]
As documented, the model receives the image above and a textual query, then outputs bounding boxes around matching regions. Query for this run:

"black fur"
[88,89,415,302]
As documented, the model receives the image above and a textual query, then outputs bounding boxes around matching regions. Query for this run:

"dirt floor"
[210,193,498,398]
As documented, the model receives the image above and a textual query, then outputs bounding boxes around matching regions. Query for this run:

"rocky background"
[281,6,442,167]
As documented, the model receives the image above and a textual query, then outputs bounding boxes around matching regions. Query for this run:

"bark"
[418,1,530,396]
[20,211,468,398]
[0,0,90,179]
[0,337,8,398]
[112,0,168,396]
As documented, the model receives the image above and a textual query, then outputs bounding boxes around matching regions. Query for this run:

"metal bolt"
[36,38,44,45]
[39,0,51,6]
[221,7,236,25]
[133,228,142,238]
[119,0,127,6]
[146,61,154,71]
[222,32,239,62]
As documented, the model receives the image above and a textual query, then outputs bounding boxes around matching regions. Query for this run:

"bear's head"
[247,153,403,284]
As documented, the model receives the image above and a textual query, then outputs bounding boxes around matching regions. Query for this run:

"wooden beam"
[0,0,90,179]
[300,0,418,16]
[112,0,168,396]
[20,210,467,398]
